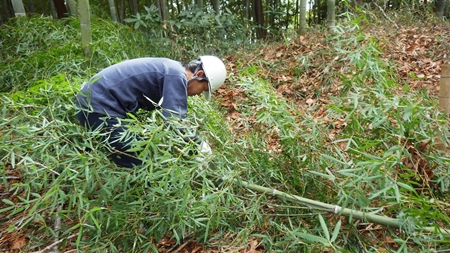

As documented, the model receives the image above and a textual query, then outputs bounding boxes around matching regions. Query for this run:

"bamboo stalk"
[237,179,450,236]
[436,64,450,152]
[438,64,450,112]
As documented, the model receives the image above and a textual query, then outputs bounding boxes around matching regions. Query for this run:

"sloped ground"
[219,24,449,122]
[1,17,450,253]
[215,22,450,166]
[155,21,450,252]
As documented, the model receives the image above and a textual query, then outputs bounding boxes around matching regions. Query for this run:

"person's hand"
[195,141,212,170]
[198,141,212,155]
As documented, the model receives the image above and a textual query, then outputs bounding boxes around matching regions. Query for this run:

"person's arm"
[158,74,207,153]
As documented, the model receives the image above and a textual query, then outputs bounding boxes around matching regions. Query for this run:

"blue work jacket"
[77,57,189,119]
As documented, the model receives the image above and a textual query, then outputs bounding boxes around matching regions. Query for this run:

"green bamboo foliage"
[238,180,450,236]
[79,0,92,56]
[2,6,450,252]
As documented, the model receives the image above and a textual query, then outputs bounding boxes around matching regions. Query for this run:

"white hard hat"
[199,55,227,101]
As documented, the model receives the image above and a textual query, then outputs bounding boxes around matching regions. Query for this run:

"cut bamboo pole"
[438,64,450,112]
[436,64,450,152]
[237,179,450,236]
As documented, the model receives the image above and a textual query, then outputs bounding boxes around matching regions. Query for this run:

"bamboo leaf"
[397,182,415,192]
[331,220,342,243]
[321,154,348,165]
[369,184,392,200]
[292,231,330,246]
[11,151,15,168]
[2,199,15,206]
[309,169,335,181]
[318,214,330,241]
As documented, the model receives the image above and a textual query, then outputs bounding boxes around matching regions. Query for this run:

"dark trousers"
[76,111,143,168]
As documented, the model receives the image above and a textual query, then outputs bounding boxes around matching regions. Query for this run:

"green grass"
[1,12,450,252]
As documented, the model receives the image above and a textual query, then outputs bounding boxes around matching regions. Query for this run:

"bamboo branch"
[0,148,60,176]
[29,234,77,253]
[236,179,450,236]
[373,2,400,30]
[4,176,20,180]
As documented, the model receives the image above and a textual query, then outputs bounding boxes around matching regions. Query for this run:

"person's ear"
[196,70,205,77]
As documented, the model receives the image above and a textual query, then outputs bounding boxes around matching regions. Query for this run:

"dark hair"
[184,59,203,74]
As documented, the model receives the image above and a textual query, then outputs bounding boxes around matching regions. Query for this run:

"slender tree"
[446,0,450,17]
[119,0,125,23]
[49,0,57,18]
[1,0,14,23]
[156,0,168,37]
[131,0,138,15]
[159,0,168,23]
[53,0,68,18]
[79,0,92,57]
[211,0,219,14]
[67,0,77,17]
[267,0,274,28]
[252,0,267,39]
[11,0,26,17]
[327,0,335,28]
[27,0,35,13]
[299,0,307,35]
[436,0,446,18]
[108,0,118,21]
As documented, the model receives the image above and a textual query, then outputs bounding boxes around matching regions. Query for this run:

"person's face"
[187,70,209,96]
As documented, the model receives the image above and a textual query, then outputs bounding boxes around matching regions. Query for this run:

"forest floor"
[218,23,449,133]
[193,20,450,253]
[1,17,450,253]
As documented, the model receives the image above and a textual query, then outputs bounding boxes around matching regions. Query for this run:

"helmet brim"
[203,82,212,101]
[199,55,226,101]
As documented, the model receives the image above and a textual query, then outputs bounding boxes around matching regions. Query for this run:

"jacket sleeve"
[159,74,188,118]
[159,74,203,146]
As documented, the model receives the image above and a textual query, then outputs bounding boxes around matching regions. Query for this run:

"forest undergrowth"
[1,10,450,253]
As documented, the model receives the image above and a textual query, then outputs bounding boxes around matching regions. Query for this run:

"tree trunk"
[436,0,446,18]
[285,0,290,30]
[108,0,118,21]
[252,0,266,39]
[119,0,125,23]
[66,0,77,17]
[327,0,335,29]
[1,0,14,23]
[158,0,169,37]
[295,0,299,29]
[244,0,250,37]
[53,0,68,18]
[131,0,138,15]
[211,0,219,14]
[11,0,26,17]
[299,0,307,35]
[436,64,450,152]
[49,0,57,18]
[445,0,449,18]
[196,0,203,8]
[79,0,92,57]
[267,0,273,28]
[27,0,35,13]
[159,0,168,22]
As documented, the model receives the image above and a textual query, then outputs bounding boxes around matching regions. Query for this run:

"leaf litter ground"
[2,20,450,253]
